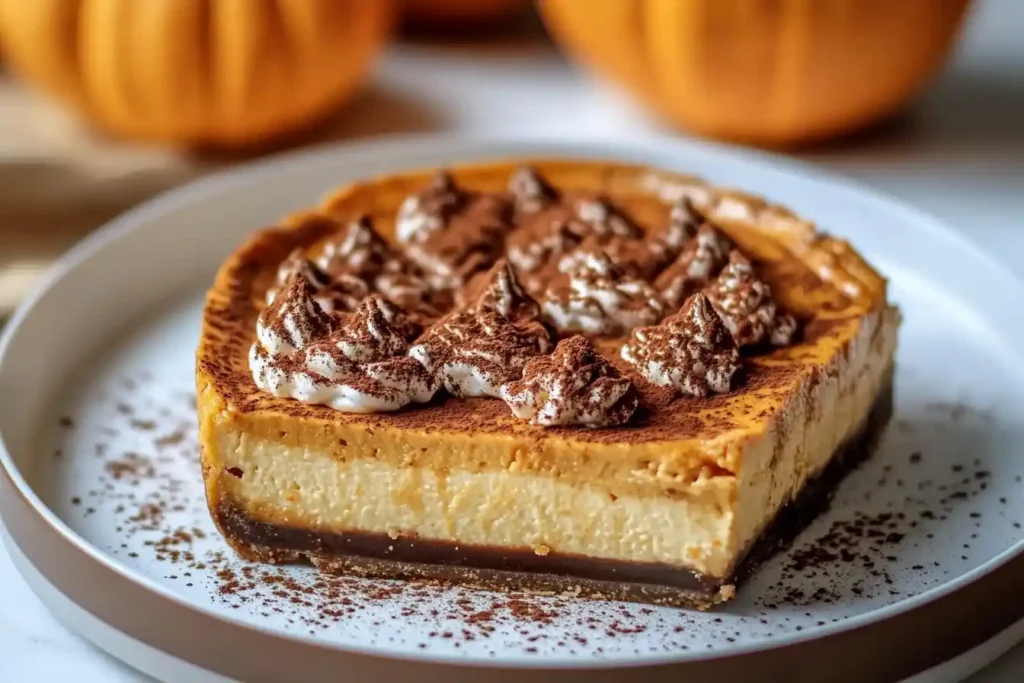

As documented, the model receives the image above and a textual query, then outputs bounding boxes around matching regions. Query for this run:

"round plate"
[2,136,1023,683]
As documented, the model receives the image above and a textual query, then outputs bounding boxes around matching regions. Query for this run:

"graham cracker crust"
[212,375,894,610]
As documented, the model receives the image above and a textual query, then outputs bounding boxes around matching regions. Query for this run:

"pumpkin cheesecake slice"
[196,160,899,608]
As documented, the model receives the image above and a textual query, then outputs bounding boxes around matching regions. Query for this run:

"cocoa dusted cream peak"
[199,158,899,609]
[267,248,368,313]
[622,293,740,398]
[645,196,702,271]
[395,171,512,290]
[504,178,643,292]
[508,165,559,215]
[507,219,580,278]
[269,248,330,299]
[317,215,397,280]
[502,335,638,427]
[408,310,551,399]
[395,171,466,244]
[318,215,443,324]
[571,197,641,239]
[706,251,798,348]
[469,258,542,322]
[541,249,665,335]
[408,258,551,399]
[656,224,732,309]
[256,274,335,354]
[268,216,443,324]
[250,291,435,413]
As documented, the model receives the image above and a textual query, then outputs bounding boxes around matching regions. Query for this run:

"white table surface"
[2,0,1023,680]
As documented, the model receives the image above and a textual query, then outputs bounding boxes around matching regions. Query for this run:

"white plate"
[2,135,1023,683]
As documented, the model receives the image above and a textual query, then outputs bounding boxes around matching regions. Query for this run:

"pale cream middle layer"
[216,309,898,578]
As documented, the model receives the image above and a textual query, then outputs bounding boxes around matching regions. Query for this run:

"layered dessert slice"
[196,160,899,608]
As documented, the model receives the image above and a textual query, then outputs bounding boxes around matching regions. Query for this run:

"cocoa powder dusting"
[214,164,853,444]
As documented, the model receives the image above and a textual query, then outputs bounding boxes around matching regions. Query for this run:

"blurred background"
[0,0,1020,325]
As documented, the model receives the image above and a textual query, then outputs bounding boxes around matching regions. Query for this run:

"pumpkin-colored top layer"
[198,159,890,479]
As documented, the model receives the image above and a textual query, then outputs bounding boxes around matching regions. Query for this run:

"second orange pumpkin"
[540,0,972,146]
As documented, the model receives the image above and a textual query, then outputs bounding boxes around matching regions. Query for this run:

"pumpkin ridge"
[212,0,272,140]
[625,0,655,101]
[257,0,299,135]
[275,0,320,122]
[320,0,358,113]
[627,0,645,87]
[646,0,704,130]
[65,0,88,107]
[134,0,190,135]
[82,0,137,129]
[771,0,810,140]
[194,0,214,137]
[539,0,972,146]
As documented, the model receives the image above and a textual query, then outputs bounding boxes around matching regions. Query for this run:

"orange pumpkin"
[403,0,526,26]
[0,0,394,148]
[539,0,972,146]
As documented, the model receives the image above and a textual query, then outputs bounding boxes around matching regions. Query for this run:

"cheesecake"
[196,159,899,608]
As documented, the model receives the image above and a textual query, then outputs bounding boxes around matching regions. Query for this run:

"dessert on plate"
[196,159,899,608]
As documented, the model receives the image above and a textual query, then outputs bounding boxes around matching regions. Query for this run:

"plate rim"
[1,131,1023,673]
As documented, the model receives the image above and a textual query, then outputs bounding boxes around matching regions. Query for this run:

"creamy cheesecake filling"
[211,308,897,578]
[218,450,735,575]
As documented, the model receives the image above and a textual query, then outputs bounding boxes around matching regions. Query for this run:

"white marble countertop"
[2,0,1023,679]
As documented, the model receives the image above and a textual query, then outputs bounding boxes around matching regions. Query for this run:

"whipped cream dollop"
[395,172,467,244]
[409,311,551,399]
[250,286,435,413]
[257,273,337,354]
[314,216,444,324]
[656,224,733,309]
[374,270,446,325]
[572,197,640,239]
[648,197,702,269]
[269,217,424,316]
[542,249,665,335]
[705,252,798,348]
[395,171,511,290]
[506,173,640,284]
[267,248,369,313]
[622,293,740,397]
[507,220,581,276]
[409,261,551,398]
[317,214,395,279]
[502,336,638,428]
[571,233,658,278]
[270,249,330,296]
[509,166,559,214]
[469,258,543,322]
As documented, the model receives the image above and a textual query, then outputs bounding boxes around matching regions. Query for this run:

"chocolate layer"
[213,373,894,609]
